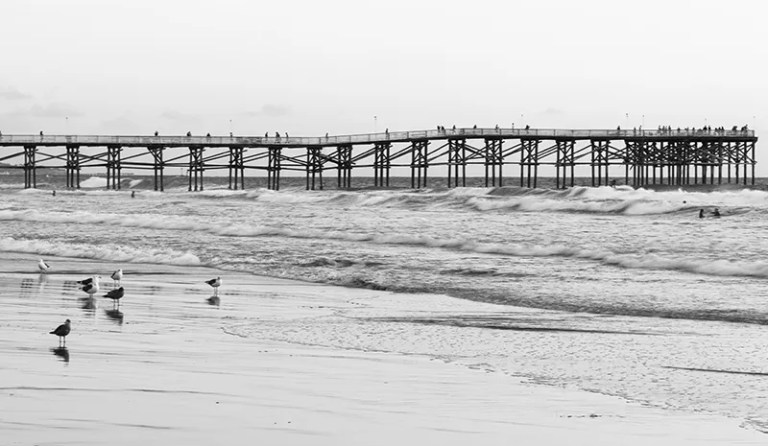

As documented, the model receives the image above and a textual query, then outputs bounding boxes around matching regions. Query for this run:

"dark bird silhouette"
[50,319,71,346]
[205,276,221,296]
[104,287,124,307]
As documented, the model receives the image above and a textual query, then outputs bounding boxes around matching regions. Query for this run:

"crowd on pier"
[655,125,751,135]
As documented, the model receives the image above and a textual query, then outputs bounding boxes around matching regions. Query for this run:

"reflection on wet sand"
[20,274,48,298]
[104,308,124,325]
[50,347,70,363]
[206,295,220,307]
[80,296,97,313]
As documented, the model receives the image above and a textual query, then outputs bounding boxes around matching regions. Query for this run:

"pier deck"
[0,127,757,191]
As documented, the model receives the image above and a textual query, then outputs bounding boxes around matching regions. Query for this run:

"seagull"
[38,259,50,273]
[80,276,101,297]
[206,276,221,296]
[50,319,71,346]
[104,287,124,307]
[76,276,94,286]
[111,269,123,287]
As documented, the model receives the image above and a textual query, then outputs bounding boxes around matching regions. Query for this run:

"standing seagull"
[104,287,124,308]
[111,269,123,287]
[206,276,221,296]
[80,276,101,297]
[50,319,71,346]
[38,259,50,273]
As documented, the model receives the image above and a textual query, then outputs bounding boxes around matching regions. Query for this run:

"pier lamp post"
[65,116,69,134]
[374,115,378,133]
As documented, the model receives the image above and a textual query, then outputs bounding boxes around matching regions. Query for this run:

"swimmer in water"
[699,209,704,218]
[713,208,721,217]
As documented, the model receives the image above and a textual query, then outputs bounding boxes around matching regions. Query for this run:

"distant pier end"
[0,127,757,191]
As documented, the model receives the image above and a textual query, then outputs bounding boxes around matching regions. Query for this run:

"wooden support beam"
[519,139,539,188]
[188,146,204,191]
[306,146,324,190]
[447,139,467,188]
[228,146,245,190]
[24,145,36,189]
[337,144,352,189]
[106,145,122,190]
[484,138,503,187]
[411,140,429,189]
[66,145,80,189]
[374,142,391,188]
[148,146,165,191]
[267,146,281,191]
[555,140,575,189]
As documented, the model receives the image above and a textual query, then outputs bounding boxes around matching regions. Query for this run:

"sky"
[0,0,765,150]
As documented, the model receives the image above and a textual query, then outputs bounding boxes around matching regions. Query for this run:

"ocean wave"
[2,207,766,279]
[6,181,768,217]
[0,237,201,266]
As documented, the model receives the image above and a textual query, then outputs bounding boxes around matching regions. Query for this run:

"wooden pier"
[0,127,757,190]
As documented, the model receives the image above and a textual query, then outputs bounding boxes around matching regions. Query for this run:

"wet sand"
[0,252,764,445]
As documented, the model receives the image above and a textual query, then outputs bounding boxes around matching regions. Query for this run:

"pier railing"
[0,127,756,147]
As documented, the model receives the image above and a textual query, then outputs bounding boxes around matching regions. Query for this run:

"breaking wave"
[0,237,201,266]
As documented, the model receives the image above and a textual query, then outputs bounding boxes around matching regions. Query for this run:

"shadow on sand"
[50,347,70,363]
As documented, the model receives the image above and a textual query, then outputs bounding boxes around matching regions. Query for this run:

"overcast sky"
[0,0,765,141]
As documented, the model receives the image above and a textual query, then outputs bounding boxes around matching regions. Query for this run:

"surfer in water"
[713,208,721,217]
[699,209,705,218]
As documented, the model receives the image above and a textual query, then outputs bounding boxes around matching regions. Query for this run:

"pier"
[0,127,757,191]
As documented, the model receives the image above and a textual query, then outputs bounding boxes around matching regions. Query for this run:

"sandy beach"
[0,252,764,445]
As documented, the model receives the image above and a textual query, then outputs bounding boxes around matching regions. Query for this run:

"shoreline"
[0,253,765,444]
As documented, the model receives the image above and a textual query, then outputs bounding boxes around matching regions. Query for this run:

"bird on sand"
[38,259,50,273]
[50,319,71,346]
[206,276,221,296]
[111,269,123,287]
[104,287,124,307]
[79,276,101,297]
[76,276,94,286]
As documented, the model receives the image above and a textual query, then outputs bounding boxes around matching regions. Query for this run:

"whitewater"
[3,179,768,434]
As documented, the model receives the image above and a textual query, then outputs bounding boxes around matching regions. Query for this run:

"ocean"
[2,173,768,436]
